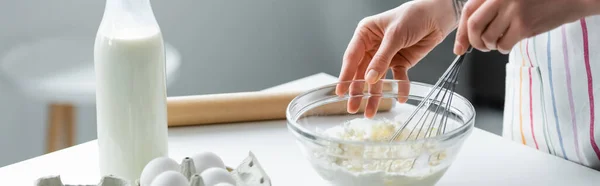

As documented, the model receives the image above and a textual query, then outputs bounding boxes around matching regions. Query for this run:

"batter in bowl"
[311,117,452,186]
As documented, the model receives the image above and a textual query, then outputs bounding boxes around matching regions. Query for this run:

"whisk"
[388,46,473,142]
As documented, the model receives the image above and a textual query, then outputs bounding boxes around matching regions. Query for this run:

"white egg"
[150,171,189,186]
[214,183,235,186]
[191,151,226,174]
[200,167,236,185]
[140,157,180,186]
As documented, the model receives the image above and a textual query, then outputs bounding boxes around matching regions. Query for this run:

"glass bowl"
[286,80,475,186]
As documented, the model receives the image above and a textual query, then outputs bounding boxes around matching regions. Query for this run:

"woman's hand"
[336,0,459,118]
[454,0,600,55]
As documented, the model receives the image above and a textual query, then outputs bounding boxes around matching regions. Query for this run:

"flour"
[312,118,451,186]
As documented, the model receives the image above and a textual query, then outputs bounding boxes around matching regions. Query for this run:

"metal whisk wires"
[388,47,473,142]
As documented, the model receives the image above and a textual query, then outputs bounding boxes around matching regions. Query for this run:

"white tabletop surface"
[1,73,599,185]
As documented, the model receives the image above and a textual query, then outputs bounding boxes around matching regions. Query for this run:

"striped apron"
[503,15,600,171]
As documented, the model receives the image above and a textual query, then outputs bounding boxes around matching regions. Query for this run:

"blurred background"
[0,0,507,167]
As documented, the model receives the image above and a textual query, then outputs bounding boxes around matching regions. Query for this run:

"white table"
[1,73,599,186]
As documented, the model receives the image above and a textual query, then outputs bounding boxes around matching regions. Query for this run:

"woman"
[336,0,600,170]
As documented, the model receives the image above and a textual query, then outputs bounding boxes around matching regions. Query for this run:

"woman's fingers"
[454,0,485,55]
[365,29,402,85]
[392,65,410,104]
[336,26,367,96]
[481,7,510,51]
[364,55,412,118]
[347,54,372,114]
[467,0,501,51]
[365,71,387,118]
[496,22,521,54]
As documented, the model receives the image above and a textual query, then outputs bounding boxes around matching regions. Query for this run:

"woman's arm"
[454,0,600,55]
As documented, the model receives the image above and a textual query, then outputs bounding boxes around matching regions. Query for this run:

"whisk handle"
[465,46,474,53]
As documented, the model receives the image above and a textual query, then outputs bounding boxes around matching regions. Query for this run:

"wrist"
[424,0,464,35]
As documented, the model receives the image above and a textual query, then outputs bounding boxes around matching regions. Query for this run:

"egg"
[213,183,235,186]
[150,171,189,186]
[140,157,180,186]
[200,167,236,185]
[191,151,226,174]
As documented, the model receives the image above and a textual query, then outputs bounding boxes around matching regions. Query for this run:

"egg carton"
[36,151,271,186]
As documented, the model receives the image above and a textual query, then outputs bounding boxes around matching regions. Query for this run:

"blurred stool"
[0,36,181,153]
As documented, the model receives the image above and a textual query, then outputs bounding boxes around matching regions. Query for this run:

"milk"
[94,0,168,182]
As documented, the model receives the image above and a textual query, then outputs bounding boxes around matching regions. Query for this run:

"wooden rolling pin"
[167,89,395,127]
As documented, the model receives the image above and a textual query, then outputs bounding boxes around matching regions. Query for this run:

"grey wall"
[0,0,467,167]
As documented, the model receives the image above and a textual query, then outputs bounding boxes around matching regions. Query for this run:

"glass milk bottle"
[94,0,168,182]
